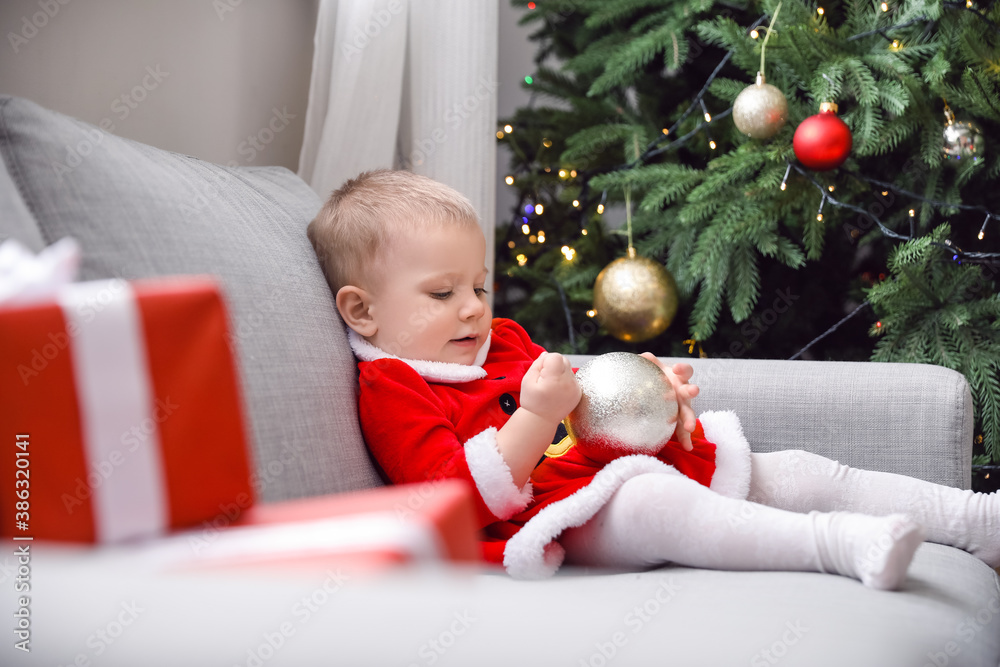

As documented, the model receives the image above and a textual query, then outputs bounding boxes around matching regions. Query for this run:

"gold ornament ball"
[593,254,678,343]
[732,73,788,140]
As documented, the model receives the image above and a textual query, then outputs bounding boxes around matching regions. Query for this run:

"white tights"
[561,450,999,589]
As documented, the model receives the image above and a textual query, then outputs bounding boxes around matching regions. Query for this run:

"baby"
[308,169,999,586]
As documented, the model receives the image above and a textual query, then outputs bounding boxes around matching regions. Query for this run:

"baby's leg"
[748,450,1000,567]
[560,472,923,590]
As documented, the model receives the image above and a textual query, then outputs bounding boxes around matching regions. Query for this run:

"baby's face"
[364,223,492,365]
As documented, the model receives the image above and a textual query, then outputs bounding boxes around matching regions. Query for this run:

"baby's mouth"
[451,335,478,345]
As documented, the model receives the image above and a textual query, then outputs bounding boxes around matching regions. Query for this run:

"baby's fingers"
[671,362,695,384]
[678,383,700,401]
[540,352,570,377]
[524,352,548,381]
[678,401,697,434]
[676,427,694,451]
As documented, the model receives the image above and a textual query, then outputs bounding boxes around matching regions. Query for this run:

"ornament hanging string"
[625,133,641,258]
[624,186,635,258]
[759,2,782,79]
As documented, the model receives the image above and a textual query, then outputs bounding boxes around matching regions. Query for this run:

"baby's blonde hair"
[308,169,480,293]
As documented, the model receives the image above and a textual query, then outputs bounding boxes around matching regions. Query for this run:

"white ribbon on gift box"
[1,237,169,542]
[57,281,170,542]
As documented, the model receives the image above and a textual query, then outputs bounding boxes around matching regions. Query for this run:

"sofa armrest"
[567,356,973,489]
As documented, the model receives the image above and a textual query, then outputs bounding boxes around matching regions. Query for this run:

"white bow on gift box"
[0,236,81,305]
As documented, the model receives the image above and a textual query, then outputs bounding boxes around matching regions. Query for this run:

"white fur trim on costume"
[348,329,491,383]
[463,427,533,520]
[503,455,682,580]
[700,410,752,501]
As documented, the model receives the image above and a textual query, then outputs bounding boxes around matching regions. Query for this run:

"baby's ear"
[336,285,377,336]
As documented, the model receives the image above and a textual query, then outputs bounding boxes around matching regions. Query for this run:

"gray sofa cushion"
[683,358,973,488]
[0,140,44,251]
[0,95,382,501]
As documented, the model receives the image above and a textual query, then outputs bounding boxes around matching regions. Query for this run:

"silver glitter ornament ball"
[565,352,679,456]
[943,119,985,163]
[732,72,788,140]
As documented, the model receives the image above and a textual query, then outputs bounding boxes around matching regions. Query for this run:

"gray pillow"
[0,94,382,502]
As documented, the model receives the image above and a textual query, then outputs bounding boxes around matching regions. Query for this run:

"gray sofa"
[2,94,998,667]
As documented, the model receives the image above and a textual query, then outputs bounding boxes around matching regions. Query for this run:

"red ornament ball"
[793,104,853,171]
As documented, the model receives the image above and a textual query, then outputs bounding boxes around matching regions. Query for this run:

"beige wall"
[1,0,533,225]
[0,0,318,170]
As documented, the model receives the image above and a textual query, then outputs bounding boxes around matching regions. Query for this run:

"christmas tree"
[495,0,1000,480]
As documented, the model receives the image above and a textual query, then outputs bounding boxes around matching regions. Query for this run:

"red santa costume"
[352,318,752,579]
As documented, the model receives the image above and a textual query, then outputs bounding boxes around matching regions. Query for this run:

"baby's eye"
[474,287,488,297]
[431,291,453,300]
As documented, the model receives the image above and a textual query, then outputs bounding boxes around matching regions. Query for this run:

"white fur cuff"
[503,455,681,580]
[700,410,752,501]
[463,427,533,520]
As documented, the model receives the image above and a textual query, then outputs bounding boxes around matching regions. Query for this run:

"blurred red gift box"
[168,480,480,572]
[0,276,254,543]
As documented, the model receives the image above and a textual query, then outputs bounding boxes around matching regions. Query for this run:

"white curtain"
[299,0,499,277]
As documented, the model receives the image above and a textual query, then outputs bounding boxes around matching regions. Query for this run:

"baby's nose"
[461,293,485,318]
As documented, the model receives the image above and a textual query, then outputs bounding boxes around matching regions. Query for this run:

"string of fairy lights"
[500,1,1000,363]
[503,4,1000,266]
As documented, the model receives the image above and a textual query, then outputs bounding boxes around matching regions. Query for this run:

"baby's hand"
[519,352,582,425]
[640,353,699,451]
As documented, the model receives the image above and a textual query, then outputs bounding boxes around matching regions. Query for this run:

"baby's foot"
[813,512,925,590]
[853,515,926,589]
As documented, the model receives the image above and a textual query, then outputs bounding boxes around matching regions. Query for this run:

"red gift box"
[0,276,254,543]
[170,480,480,572]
